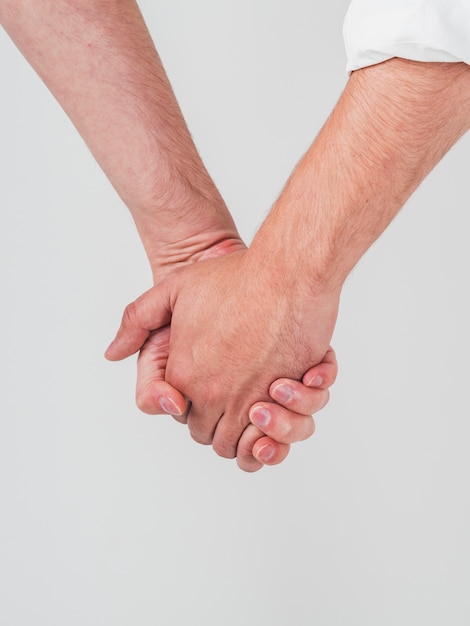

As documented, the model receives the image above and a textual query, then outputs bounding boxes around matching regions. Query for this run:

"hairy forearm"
[249,60,470,292]
[0,0,238,275]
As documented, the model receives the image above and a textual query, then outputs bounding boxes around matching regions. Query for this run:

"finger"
[135,326,188,422]
[236,425,291,471]
[236,424,264,472]
[302,346,338,388]
[252,437,291,467]
[211,409,252,459]
[186,404,222,447]
[249,402,317,444]
[105,283,173,361]
[269,383,331,417]
[269,347,337,414]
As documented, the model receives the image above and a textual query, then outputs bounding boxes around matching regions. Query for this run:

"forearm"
[249,60,470,292]
[0,0,238,277]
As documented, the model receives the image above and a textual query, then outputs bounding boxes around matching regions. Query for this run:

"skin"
[107,59,470,462]
[0,0,335,470]
[137,325,338,471]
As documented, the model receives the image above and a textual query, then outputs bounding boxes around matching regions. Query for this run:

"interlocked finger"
[249,401,317,444]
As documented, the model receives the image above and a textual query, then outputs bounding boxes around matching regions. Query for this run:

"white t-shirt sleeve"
[344,0,470,72]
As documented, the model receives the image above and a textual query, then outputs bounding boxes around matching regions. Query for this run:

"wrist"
[133,190,244,282]
[244,231,343,314]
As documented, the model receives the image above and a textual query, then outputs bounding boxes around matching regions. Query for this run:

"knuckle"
[187,413,214,446]
[213,440,236,459]
[123,301,139,328]
[330,368,338,386]
[135,387,158,414]
[212,419,245,459]
[171,414,188,425]
[237,458,263,473]
[318,389,330,411]
[306,418,316,438]
[189,429,213,446]
[197,380,221,410]
[275,414,293,441]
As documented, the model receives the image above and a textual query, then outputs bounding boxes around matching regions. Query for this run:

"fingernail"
[250,407,271,428]
[159,396,183,416]
[272,383,293,403]
[305,375,323,388]
[256,444,275,463]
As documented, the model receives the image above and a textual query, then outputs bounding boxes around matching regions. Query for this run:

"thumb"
[105,281,172,361]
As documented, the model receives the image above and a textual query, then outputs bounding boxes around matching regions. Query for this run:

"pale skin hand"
[106,249,341,459]
[0,0,334,468]
[106,59,470,460]
[237,346,337,471]
[136,324,338,472]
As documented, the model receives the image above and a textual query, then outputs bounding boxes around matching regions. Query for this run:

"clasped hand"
[106,249,339,472]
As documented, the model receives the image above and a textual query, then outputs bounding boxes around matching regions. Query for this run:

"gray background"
[1,1,469,624]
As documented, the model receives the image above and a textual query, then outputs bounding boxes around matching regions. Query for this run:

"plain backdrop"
[1,1,469,625]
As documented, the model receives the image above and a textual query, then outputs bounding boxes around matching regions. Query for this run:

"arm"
[106,58,470,458]
[0,0,241,279]
[0,0,332,469]
[248,59,470,298]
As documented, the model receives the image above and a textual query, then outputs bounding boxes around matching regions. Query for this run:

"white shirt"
[344,0,470,72]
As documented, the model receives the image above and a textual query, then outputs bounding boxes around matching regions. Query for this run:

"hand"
[135,226,338,469]
[236,346,338,472]
[133,321,337,471]
[106,249,340,460]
